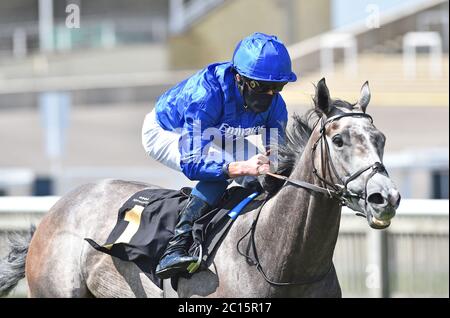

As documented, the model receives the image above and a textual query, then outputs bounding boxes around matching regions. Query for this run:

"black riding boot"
[155,195,211,279]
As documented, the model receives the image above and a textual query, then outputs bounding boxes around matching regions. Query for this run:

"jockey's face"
[235,73,277,113]
[235,74,287,95]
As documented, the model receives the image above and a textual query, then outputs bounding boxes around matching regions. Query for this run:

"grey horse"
[0,78,400,298]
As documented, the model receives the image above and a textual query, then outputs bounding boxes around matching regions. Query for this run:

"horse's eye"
[332,135,344,147]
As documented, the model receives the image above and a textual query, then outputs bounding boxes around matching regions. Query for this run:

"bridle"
[269,111,387,216]
[237,111,388,287]
[313,112,388,213]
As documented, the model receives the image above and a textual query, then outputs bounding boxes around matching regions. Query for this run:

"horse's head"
[313,78,401,229]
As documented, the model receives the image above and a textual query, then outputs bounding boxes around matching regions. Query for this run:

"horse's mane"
[262,98,355,194]
[261,110,316,194]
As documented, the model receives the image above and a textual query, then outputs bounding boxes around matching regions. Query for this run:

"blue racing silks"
[154,62,289,181]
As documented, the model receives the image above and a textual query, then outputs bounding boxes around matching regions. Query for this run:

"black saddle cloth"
[85,186,257,289]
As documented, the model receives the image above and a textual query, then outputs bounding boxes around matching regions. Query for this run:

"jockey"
[142,32,297,279]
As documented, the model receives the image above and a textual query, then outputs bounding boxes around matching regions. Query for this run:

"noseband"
[268,112,387,214]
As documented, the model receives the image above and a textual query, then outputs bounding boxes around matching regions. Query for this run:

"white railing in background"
[403,31,443,78]
[0,196,58,230]
[0,168,35,188]
[0,196,59,214]
[342,199,448,216]
[288,0,448,62]
[0,70,194,95]
[0,197,448,297]
[0,17,168,58]
[417,10,449,49]
[383,148,449,198]
[339,200,448,298]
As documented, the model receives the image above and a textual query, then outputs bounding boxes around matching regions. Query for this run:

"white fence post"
[12,28,27,58]
[38,0,54,53]
[101,21,116,49]
[169,0,185,34]
[417,10,449,50]
[403,31,443,78]
[366,229,390,298]
[320,33,358,76]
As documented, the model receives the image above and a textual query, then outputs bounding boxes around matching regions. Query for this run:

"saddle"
[85,186,261,290]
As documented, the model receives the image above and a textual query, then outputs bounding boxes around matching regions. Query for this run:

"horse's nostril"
[389,191,401,209]
[368,193,385,205]
[395,195,401,208]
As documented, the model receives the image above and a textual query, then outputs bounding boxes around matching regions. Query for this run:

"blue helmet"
[232,32,297,82]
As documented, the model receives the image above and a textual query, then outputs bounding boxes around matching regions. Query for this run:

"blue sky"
[332,0,429,28]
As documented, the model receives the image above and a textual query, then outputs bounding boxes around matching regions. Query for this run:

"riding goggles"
[243,76,288,94]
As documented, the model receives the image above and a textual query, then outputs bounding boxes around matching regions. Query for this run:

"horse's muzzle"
[366,188,401,229]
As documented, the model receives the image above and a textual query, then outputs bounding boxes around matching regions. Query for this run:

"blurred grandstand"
[0,0,448,298]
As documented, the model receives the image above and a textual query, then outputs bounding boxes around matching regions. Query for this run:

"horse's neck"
[259,132,342,283]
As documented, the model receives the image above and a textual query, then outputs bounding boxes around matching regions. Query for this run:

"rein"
[237,195,334,287]
[237,111,387,287]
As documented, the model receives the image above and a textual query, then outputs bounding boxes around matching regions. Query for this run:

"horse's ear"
[356,81,371,113]
[315,78,331,114]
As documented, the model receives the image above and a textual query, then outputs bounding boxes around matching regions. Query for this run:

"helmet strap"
[236,74,249,110]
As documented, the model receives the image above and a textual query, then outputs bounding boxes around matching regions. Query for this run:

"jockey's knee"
[191,180,229,206]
